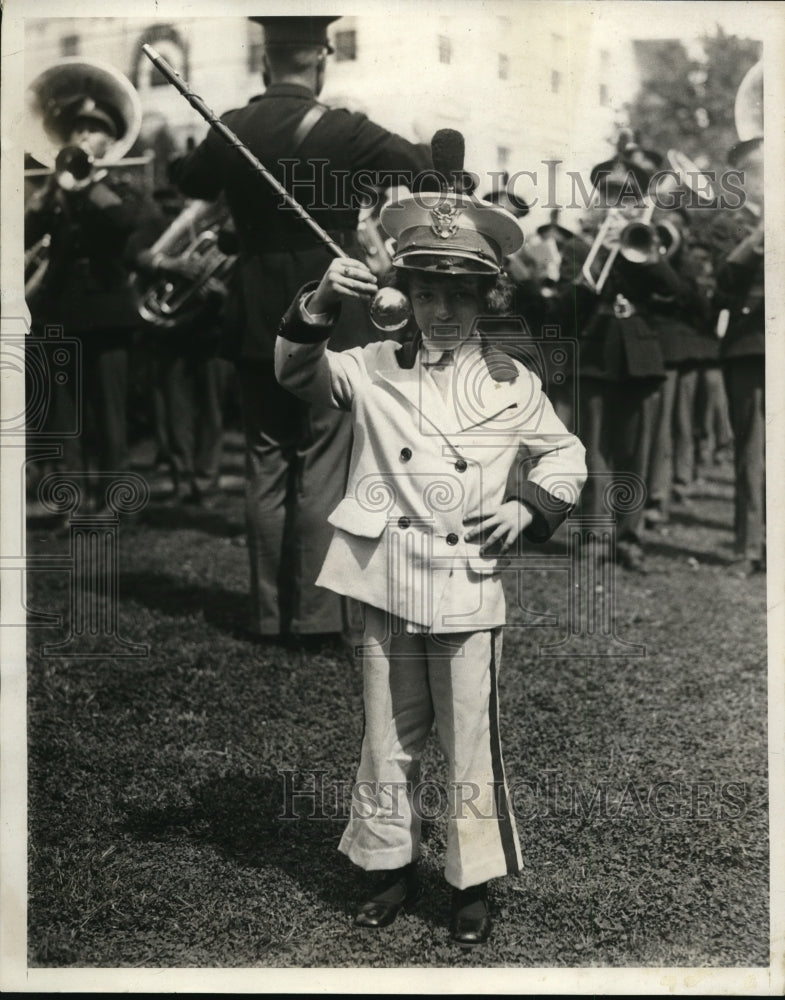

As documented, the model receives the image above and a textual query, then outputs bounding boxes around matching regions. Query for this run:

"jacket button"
[454,459,467,472]
[400,447,412,462]
[398,515,411,529]
[446,532,459,546]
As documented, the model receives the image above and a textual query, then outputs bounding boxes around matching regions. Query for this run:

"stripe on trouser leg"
[488,628,519,874]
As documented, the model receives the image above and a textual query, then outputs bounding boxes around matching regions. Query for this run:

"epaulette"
[481,341,519,382]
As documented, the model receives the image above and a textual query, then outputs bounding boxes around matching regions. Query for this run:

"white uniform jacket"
[275,287,587,632]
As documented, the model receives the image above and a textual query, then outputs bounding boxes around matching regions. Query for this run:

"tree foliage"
[625,28,762,260]
[626,28,761,172]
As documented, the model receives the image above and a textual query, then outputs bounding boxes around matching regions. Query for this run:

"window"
[498,53,509,80]
[438,35,452,65]
[599,49,610,107]
[334,29,357,61]
[551,32,565,94]
[132,27,189,91]
[61,34,80,56]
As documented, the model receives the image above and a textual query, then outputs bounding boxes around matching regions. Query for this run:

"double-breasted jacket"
[275,290,587,631]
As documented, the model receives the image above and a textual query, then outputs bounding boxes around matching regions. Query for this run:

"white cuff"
[299,291,333,325]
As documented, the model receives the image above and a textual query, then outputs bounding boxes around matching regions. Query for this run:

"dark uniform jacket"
[646,249,718,367]
[170,82,432,360]
[557,239,690,381]
[25,176,139,334]
[715,254,765,361]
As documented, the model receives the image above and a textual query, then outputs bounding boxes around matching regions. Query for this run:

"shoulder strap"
[292,103,328,152]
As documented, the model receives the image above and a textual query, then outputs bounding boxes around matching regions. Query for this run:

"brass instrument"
[52,144,108,192]
[133,199,237,331]
[24,57,142,296]
[25,57,142,169]
[357,202,395,278]
[618,217,682,266]
[24,234,52,299]
[581,148,715,294]
[731,59,764,220]
[734,60,763,142]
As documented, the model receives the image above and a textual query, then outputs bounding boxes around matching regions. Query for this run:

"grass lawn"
[25,433,769,968]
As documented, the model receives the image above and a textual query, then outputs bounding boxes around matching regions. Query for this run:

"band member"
[133,192,233,506]
[690,239,734,476]
[25,94,141,511]
[716,134,765,577]
[275,136,586,946]
[558,144,690,573]
[170,15,432,644]
[644,208,718,524]
[528,209,591,427]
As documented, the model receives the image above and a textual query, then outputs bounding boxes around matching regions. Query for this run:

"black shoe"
[725,556,762,579]
[670,486,693,509]
[355,864,421,928]
[450,883,491,947]
[616,541,648,575]
[644,501,669,529]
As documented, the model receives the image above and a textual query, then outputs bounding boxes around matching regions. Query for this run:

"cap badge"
[430,201,462,239]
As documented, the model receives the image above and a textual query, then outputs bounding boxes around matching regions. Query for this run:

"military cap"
[536,220,576,241]
[589,155,651,195]
[628,146,663,172]
[52,94,123,141]
[69,97,120,138]
[482,171,530,217]
[248,16,340,53]
[380,129,524,275]
[618,130,663,172]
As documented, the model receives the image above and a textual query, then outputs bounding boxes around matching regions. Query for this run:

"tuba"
[24,58,142,295]
[734,60,763,143]
[25,57,142,169]
[133,199,237,331]
[731,59,764,222]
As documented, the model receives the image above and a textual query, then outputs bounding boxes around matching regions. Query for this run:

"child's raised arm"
[308,257,378,315]
[275,262,380,412]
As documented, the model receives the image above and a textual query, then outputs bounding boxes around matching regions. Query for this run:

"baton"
[141,44,412,332]
[142,44,349,260]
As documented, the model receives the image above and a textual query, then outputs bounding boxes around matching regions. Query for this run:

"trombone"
[581,148,715,294]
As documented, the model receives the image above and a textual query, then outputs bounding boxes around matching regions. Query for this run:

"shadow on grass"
[664,508,734,533]
[121,570,250,637]
[119,772,450,931]
[643,536,733,567]
[136,503,245,538]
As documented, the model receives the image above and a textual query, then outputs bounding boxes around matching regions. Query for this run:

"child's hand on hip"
[464,501,534,554]
[310,257,378,312]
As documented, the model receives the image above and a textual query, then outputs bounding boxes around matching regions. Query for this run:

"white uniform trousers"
[338,604,523,889]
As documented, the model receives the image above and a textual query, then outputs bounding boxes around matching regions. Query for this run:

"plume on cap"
[431,128,474,194]
[379,128,523,275]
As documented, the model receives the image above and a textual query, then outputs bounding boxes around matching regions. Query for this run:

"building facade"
[24,9,637,215]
